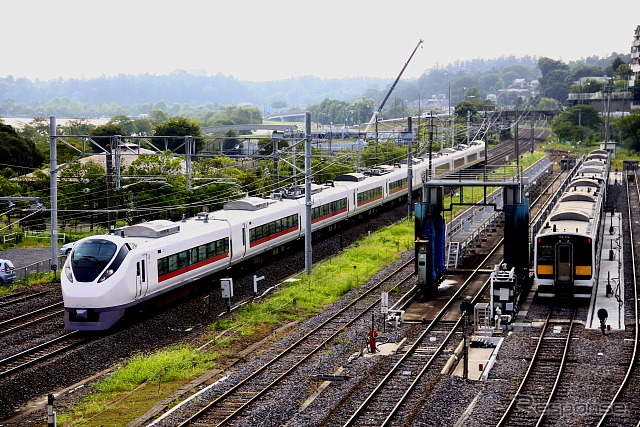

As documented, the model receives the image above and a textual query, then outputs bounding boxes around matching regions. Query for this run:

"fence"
[13,256,65,281]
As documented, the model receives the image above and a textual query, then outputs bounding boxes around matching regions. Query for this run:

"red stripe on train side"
[390,185,408,194]
[249,226,299,248]
[357,195,383,207]
[311,208,348,224]
[158,253,229,282]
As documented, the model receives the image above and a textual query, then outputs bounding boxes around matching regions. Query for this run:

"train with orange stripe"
[534,149,610,300]
[61,141,485,330]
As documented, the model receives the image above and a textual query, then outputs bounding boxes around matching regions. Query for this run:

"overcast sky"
[3,0,639,82]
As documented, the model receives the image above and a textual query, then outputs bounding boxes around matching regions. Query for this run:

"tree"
[537,97,560,110]
[551,105,603,143]
[454,101,478,119]
[148,109,169,125]
[108,115,138,136]
[614,110,640,151]
[89,123,126,152]
[538,58,571,102]
[615,63,632,80]
[271,101,287,109]
[570,78,604,94]
[360,141,406,167]
[122,153,186,221]
[152,116,202,152]
[57,160,107,229]
[0,123,45,174]
[60,118,95,135]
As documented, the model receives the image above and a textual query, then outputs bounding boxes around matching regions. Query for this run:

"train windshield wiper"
[80,255,101,264]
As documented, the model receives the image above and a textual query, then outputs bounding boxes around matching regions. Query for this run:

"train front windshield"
[70,239,118,282]
[536,235,593,280]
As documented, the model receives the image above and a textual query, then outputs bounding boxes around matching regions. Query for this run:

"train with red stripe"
[61,141,485,330]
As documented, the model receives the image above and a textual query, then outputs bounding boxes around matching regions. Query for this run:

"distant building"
[566,25,639,112]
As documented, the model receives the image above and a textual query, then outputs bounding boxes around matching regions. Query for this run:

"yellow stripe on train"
[575,265,592,276]
[536,265,591,276]
[537,265,553,275]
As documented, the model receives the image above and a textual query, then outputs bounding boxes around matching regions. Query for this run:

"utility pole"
[49,117,58,273]
[305,112,313,276]
[106,138,115,232]
[530,115,534,154]
[406,116,413,218]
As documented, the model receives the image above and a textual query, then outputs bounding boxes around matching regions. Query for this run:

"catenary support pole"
[305,112,313,275]
[49,117,58,273]
[407,116,413,218]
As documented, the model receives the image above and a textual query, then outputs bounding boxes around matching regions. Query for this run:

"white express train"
[534,149,610,300]
[62,141,485,330]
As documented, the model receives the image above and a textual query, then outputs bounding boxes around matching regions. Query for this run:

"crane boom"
[364,39,424,133]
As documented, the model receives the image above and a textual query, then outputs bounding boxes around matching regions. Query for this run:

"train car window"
[357,187,382,206]
[535,237,555,279]
[71,240,120,282]
[390,178,408,193]
[249,214,299,245]
[158,258,169,277]
[558,246,570,263]
[178,251,188,269]
[97,245,130,283]
[190,248,200,264]
[167,254,178,272]
[573,236,593,278]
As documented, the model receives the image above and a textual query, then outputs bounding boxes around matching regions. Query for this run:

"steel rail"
[596,173,640,425]
[345,240,502,426]
[176,258,416,426]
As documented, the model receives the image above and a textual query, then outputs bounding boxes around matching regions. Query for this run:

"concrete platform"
[447,336,504,381]
[586,208,625,331]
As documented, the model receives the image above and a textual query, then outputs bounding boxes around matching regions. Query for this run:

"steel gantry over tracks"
[414,165,530,289]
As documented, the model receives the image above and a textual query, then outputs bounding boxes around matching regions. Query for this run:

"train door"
[135,254,148,299]
[555,243,573,288]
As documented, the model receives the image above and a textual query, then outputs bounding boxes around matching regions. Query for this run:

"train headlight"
[64,262,73,283]
[98,268,115,283]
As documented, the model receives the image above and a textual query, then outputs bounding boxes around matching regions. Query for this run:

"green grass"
[56,346,219,425]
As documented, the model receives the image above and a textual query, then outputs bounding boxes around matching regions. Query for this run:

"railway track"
[324,153,565,426]
[0,302,64,336]
[0,331,89,379]
[336,244,501,427]
[163,258,418,426]
[594,172,640,425]
[495,307,577,426]
[0,291,50,309]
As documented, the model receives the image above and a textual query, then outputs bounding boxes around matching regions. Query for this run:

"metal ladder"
[447,241,460,269]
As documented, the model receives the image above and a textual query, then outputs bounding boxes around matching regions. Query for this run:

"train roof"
[115,220,181,238]
[223,197,276,211]
[569,177,602,188]
[335,172,366,182]
[538,190,601,237]
[587,149,609,160]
